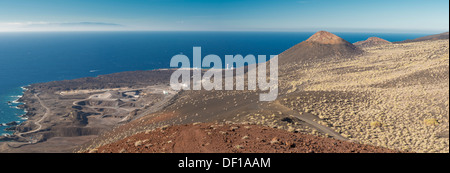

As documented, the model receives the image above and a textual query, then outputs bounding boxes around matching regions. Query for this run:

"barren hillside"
[354,37,392,48]
[87,123,398,153]
[79,32,449,153]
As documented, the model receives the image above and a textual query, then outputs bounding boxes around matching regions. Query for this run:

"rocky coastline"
[0,69,178,150]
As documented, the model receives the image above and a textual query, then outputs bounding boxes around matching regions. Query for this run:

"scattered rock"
[270,137,280,145]
[235,145,244,149]
[5,121,18,126]
[134,140,142,147]
[287,126,296,133]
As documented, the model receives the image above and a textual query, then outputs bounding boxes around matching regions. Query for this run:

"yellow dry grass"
[281,40,449,153]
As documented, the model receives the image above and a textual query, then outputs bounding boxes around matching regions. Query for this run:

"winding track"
[268,100,348,141]
[16,93,51,138]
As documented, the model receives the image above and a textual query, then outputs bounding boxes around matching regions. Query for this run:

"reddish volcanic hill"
[354,37,392,48]
[278,31,363,66]
[88,123,399,153]
[305,30,349,44]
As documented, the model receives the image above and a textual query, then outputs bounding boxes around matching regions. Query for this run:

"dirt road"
[16,94,50,139]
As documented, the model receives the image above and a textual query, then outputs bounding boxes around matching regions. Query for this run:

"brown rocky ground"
[89,123,398,153]
[2,135,97,153]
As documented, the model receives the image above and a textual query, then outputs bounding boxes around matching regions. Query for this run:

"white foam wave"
[21,85,30,91]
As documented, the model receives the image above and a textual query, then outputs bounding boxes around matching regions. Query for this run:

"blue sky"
[0,0,448,33]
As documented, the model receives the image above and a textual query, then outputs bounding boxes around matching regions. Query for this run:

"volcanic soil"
[89,123,398,153]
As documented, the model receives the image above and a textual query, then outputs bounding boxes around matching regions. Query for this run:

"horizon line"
[0,29,447,34]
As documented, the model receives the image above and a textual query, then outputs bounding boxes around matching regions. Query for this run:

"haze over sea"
[0,31,429,135]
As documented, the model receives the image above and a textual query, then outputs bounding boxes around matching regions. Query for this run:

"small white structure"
[226,64,234,70]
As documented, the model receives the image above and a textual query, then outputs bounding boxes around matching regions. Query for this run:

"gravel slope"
[88,123,399,153]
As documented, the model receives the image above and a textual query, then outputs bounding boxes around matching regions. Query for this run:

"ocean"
[0,31,429,135]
